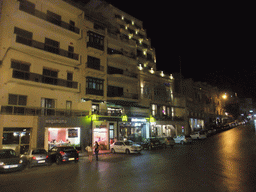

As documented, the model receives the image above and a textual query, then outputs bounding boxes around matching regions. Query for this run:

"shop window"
[2,128,31,154]
[47,128,80,150]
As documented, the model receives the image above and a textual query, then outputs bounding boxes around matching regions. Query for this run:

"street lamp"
[222,93,227,99]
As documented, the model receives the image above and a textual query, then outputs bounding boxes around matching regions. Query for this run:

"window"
[45,38,59,54]
[47,11,61,26]
[42,68,58,85]
[14,27,33,46]
[7,94,27,114]
[152,104,157,116]
[8,94,27,106]
[86,77,104,96]
[41,98,56,115]
[19,0,35,15]
[87,56,100,70]
[69,20,75,32]
[11,60,30,80]
[87,31,104,51]
[11,60,30,72]
[107,86,123,97]
[68,46,74,59]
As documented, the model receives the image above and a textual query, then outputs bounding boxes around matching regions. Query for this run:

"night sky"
[78,0,256,99]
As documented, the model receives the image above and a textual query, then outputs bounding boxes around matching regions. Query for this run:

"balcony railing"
[16,35,79,60]
[19,1,80,34]
[0,105,89,116]
[12,69,79,89]
[108,92,138,100]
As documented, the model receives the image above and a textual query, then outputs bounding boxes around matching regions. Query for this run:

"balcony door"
[41,98,56,116]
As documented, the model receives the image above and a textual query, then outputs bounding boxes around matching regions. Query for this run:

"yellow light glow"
[222,94,227,99]
[160,71,164,77]
[150,68,154,74]
[138,64,143,70]
[170,74,174,79]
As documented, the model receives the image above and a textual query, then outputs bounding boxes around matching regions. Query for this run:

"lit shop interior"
[150,124,177,137]
[189,118,205,131]
[45,127,80,150]
[119,118,147,142]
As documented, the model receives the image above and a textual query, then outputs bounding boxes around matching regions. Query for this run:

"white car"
[173,135,193,144]
[190,132,207,139]
[110,140,142,154]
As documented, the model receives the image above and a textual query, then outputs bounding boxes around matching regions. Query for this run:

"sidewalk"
[79,150,111,158]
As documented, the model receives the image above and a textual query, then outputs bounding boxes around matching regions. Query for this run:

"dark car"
[21,148,50,168]
[158,137,175,148]
[48,146,79,165]
[141,138,163,150]
[0,149,24,173]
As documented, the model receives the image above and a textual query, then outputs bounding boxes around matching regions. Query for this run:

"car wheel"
[56,156,62,165]
[181,141,184,145]
[125,149,130,154]
[111,148,115,154]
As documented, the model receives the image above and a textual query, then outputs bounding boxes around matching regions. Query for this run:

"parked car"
[141,138,163,150]
[158,137,175,148]
[174,135,193,144]
[0,149,24,173]
[190,131,207,139]
[21,148,50,168]
[110,140,142,154]
[48,146,79,165]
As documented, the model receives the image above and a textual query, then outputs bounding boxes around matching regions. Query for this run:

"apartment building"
[0,0,91,153]
[182,78,226,133]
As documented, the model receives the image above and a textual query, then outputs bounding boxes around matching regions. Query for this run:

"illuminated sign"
[131,118,146,122]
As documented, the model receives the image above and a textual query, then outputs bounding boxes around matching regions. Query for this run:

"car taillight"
[59,151,65,156]
[46,155,49,159]
[76,158,79,160]
[76,150,79,153]
[32,156,36,160]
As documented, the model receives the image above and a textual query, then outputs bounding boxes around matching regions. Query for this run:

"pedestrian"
[94,141,99,161]
[85,143,93,162]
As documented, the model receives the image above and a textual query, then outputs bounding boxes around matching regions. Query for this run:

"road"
[1,122,256,192]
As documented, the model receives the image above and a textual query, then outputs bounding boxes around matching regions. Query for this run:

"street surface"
[1,122,256,192]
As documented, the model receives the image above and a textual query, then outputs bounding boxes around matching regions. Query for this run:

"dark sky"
[79,0,256,99]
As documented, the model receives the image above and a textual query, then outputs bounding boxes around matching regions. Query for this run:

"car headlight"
[19,159,23,164]
[0,162,5,166]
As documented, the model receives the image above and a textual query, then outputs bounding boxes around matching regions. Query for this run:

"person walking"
[94,141,99,161]
[85,143,93,162]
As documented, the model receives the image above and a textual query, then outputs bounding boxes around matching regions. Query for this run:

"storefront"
[189,118,205,131]
[37,116,91,151]
[0,115,38,155]
[45,127,80,150]
[150,122,177,138]
[119,118,148,142]
[92,121,108,150]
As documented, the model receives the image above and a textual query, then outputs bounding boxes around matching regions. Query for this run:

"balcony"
[108,50,136,66]
[12,34,80,66]
[11,69,80,92]
[0,105,89,117]
[107,92,139,101]
[17,0,81,39]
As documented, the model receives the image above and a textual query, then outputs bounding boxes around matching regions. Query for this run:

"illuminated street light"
[222,93,227,99]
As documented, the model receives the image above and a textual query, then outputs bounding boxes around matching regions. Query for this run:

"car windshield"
[0,150,16,158]
[32,149,47,155]
[124,141,133,146]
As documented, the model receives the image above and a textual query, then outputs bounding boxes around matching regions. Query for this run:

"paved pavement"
[79,150,111,158]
